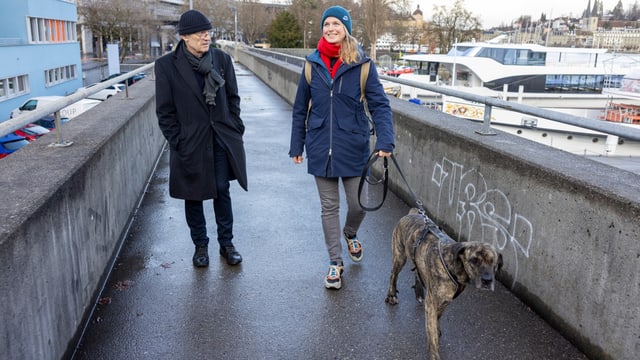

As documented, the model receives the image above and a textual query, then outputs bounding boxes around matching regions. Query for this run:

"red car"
[13,124,50,141]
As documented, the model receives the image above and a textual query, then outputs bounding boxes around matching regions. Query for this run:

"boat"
[394,35,640,157]
[602,71,640,125]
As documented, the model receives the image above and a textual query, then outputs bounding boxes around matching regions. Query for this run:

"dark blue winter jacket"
[289,50,394,177]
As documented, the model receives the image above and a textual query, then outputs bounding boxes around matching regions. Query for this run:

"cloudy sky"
[414,0,619,28]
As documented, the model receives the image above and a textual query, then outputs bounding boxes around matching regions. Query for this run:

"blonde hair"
[340,33,361,64]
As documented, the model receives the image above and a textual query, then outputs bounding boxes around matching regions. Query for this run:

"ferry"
[394,35,640,157]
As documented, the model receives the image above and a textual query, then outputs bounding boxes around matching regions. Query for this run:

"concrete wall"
[0,78,164,359]
[233,47,640,360]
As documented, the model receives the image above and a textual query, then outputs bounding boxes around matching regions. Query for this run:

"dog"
[385,208,503,360]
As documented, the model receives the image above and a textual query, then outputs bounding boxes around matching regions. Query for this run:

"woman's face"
[322,16,346,44]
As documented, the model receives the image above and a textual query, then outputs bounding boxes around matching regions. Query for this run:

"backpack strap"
[360,60,370,102]
[304,61,312,130]
[305,60,312,85]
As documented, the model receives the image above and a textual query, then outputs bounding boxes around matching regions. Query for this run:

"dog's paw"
[385,295,399,305]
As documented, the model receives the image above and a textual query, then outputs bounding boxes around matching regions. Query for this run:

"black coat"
[155,42,247,200]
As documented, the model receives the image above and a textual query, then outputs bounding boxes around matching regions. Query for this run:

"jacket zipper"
[327,88,334,176]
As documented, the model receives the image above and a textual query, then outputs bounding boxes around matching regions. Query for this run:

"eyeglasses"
[192,30,214,39]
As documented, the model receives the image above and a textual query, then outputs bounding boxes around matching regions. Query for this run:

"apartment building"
[0,0,82,121]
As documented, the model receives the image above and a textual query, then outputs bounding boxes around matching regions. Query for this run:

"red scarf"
[317,37,342,79]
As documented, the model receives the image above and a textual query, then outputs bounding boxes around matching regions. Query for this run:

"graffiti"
[431,157,533,288]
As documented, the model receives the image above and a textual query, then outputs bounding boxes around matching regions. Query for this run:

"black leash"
[358,152,425,214]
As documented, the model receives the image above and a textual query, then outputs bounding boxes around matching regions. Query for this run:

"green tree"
[267,11,302,48]
[612,0,625,20]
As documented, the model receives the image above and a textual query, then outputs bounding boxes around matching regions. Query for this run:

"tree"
[359,0,395,61]
[267,11,302,48]
[629,1,640,21]
[238,0,275,46]
[289,0,321,49]
[612,0,625,20]
[429,0,481,54]
[78,0,156,60]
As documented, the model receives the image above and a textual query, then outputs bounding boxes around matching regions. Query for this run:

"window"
[0,75,29,101]
[27,16,77,43]
[44,65,77,87]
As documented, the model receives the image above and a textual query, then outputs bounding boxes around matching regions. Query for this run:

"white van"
[10,96,101,119]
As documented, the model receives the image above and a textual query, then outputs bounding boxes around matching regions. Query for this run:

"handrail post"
[475,104,497,136]
[49,110,73,148]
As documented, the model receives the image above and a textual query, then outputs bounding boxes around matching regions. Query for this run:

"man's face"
[181,30,212,57]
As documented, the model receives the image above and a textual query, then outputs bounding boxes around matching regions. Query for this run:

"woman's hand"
[377,150,392,157]
[292,155,304,164]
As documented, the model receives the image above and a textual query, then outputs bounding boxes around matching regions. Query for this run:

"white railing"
[0,63,155,146]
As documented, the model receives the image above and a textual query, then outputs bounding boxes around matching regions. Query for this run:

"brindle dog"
[385,209,503,360]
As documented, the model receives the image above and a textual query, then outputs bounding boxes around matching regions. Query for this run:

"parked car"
[80,83,123,101]
[13,124,50,141]
[0,134,30,159]
[10,96,101,119]
[33,115,70,130]
[100,72,146,86]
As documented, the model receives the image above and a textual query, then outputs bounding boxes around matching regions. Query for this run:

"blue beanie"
[321,6,352,34]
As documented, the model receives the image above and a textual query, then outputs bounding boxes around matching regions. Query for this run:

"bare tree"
[289,0,322,49]
[238,0,275,46]
[429,0,481,54]
[359,0,394,61]
[79,0,156,60]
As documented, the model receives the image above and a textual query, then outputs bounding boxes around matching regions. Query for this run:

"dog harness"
[413,221,466,299]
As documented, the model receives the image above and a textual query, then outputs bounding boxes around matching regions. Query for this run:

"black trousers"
[184,138,233,248]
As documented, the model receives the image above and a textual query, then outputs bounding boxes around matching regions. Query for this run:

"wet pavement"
[70,64,588,359]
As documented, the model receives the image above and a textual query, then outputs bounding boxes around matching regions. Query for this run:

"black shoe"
[220,245,242,265]
[192,245,209,267]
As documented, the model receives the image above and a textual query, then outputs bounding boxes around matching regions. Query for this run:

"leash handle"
[358,152,388,211]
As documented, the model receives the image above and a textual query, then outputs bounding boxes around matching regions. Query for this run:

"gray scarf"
[183,45,225,106]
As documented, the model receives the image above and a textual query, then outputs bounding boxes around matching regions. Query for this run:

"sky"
[413,0,619,28]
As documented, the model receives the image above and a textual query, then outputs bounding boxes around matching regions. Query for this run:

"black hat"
[178,10,212,35]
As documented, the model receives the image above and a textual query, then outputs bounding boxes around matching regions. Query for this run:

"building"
[0,0,82,122]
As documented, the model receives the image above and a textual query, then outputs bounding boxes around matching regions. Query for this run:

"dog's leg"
[385,231,406,305]
[425,292,442,360]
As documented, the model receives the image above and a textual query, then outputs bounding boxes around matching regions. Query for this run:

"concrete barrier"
[0,78,164,359]
[234,47,640,360]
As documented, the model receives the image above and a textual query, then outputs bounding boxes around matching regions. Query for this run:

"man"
[155,9,247,267]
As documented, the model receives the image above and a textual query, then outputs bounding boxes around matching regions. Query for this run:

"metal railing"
[0,63,155,146]
[379,74,640,142]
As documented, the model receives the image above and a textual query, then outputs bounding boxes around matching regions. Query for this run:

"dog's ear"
[451,242,467,260]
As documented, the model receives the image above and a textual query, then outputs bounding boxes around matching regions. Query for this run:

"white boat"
[396,36,640,157]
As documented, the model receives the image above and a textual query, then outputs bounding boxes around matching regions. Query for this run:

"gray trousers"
[314,176,366,263]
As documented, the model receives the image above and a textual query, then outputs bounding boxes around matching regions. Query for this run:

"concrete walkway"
[71,64,587,360]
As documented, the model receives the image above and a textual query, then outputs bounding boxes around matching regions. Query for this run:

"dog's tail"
[408,208,420,215]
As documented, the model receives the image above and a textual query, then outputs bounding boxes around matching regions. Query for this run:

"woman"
[289,6,394,290]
